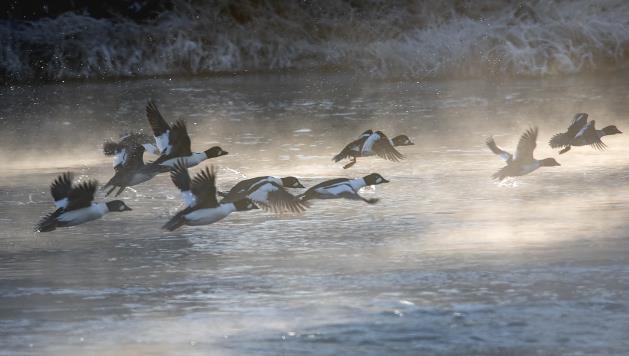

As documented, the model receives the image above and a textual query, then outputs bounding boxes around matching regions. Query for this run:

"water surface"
[1,72,629,355]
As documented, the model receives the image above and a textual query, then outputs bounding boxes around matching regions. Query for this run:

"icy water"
[1,72,629,355]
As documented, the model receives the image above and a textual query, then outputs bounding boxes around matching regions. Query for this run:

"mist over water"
[2,70,629,354]
[2,0,629,81]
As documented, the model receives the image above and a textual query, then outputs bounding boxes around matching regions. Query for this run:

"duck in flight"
[549,113,622,154]
[35,172,132,232]
[487,127,560,181]
[102,143,170,196]
[146,100,228,168]
[162,160,258,231]
[219,176,309,214]
[299,173,389,204]
[333,130,409,169]
[103,132,160,170]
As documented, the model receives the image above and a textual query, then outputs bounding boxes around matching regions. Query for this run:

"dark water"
[1,72,629,355]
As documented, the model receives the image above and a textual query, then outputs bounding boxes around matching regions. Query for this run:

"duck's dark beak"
[295,183,305,188]
[125,206,133,211]
[382,178,390,183]
[221,150,229,156]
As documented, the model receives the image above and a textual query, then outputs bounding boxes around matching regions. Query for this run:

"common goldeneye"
[146,100,228,168]
[162,160,258,231]
[299,173,389,204]
[103,132,160,170]
[487,127,560,181]
[35,172,132,232]
[549,113,622,154]
[333,130,405,169]
[219,176,309,214]
[103,144,170,196]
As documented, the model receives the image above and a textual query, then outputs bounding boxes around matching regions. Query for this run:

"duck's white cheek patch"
[376,178,382,183]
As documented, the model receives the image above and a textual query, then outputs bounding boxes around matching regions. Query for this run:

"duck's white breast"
[57,203,108,225]
[184,206,232,225]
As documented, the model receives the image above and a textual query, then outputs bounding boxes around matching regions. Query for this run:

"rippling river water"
[1,72,629,355]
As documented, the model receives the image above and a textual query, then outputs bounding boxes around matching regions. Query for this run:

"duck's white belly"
[57,204,107,226]
[316,183,355,198]
[518,162,540,175]
[160,153,205,168]
[128,169,161,186]
[184,208,231,225]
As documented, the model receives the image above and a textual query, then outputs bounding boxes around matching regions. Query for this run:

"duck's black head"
[391,135,414,146]
[281,176,305,188]
[361,129,374,136]
[363,173,390,186]
[234,199,259,211]
[540,158,561,167]
[602,125,622,135]
[205,146,228,158]
[106,200,133,212]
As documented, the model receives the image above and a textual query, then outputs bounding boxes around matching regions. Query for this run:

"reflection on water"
[1,72,629,355]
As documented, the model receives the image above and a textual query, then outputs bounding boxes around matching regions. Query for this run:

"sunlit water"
[1,72,629,355]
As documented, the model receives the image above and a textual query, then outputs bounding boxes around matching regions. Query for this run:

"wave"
[1,0,629,81]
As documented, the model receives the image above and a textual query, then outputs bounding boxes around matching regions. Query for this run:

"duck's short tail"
[34,210,62,232]
[162,215,185,231]
[491,166,510,181]
[549,132,571,149]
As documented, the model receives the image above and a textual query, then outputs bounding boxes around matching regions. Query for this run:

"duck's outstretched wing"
[50,172,74,209]
[333,137,365,162]
[514,127,538,162]
[170,159,196,207]
[372,133,404,162]
[246,182,309,214]
[34,208,63,232]
[65,180,98,211]
[491,165,512,181]
[549,113,588,148]
[146,100,171,154]
[122,144,146,170]
[486,137,513,162]
[169,120,192,157]
[580,120,607,151]
[191,165,219,209]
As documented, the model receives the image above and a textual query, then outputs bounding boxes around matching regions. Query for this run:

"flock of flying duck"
[34,106,622,233]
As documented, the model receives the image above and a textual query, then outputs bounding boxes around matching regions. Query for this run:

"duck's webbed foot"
[105,186,117,197]
[559,146,571,154]
[115,186,127,197]
[343,157,357,169]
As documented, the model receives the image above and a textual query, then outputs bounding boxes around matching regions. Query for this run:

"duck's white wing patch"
[54,197,68,209]
[181,190,197,207]
[155,131,171,155]
[361,133,380,153]
[142,143,160,155]
[575,121,593,139]
[113,149,127,167]
[248,183,278,203]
